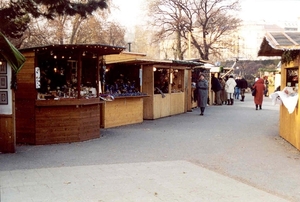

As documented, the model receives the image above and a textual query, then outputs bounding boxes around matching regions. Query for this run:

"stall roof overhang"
[105,52,147,63]
[19,44,126,56]
[258,32,300,57]
[105,58,205,69]
[0,32,26,73]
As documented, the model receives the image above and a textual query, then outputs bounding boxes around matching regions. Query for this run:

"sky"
[110,0,300,29]
[109,0,146,29]
[239,0,300,23]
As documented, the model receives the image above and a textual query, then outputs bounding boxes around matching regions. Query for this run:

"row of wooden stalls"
[258,31,300,151]
[2,44,211,149]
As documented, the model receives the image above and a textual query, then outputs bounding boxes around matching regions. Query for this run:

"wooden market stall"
[258,31,300,150]
[105,57,203,121]
[17,44,124,145]
[143,59,204,119]
[0,32,26,153]
[98,52,147,128]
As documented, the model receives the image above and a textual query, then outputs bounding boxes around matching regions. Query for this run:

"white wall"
[0,62,13,115]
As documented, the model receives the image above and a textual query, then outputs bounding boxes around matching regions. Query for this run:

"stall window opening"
[36,56,99,99]
[154,68,169,94]
[103,64,141,95]
[286,67,298,87]
[170,69,184,93]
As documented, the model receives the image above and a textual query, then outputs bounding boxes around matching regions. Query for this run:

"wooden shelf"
[114,95,149,99]
[36,98,104,107]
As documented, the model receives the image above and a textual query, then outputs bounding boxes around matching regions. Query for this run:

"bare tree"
[101,22,126,46]
[131,26,160,58]
[18,11,126,48]
[190,0,241,60]
[147,0,241,60]
[147,0,190,60]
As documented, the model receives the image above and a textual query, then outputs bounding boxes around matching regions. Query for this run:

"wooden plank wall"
[153,94,171,119]
[170,93,185,116]
[142,65,154,119]
[101,98,143,128]
[79,105,100,141]
[0,115,15,153]
[185,70,191,112]
[35,105,100,144]
[15,51,37,144]
[280,58,300,150]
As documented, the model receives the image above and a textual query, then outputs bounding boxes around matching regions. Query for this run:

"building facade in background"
[155,17,300,63]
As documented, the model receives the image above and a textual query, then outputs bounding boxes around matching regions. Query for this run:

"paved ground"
[1,94,300,202]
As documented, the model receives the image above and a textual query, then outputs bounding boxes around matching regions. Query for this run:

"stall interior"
[286,67,298,87]
[154,68,184,95]
[170,69,184,93]
[154,68,169,94]
[36,54,99,99]
[102,63,143,96]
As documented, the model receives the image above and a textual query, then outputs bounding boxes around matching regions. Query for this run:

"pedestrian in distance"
[239,77,248,101]
[219,77,228,105]
[253,77,265,110]
[234,76,241,99]
[196,73,209,116]
[211,74,222,105]
[264,76,269,97]
[225,75,237,105]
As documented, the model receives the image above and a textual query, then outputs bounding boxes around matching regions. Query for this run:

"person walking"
[196,73,209,116]
[234,76,241,99]
[225,75,237,105]
[264,76,269,97]
[219,77,228,105]
[239,77,248,101]
[211,74,222,105]
[253,77,265,110]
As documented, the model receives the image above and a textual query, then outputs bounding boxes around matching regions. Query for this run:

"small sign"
[0,75,7,89]
[35,67,41,89]
[0,91,8,105]
[0,61,7,74]
[139,69,142,86]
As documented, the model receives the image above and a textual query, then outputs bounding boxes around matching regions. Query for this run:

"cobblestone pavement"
[1,94,300,202]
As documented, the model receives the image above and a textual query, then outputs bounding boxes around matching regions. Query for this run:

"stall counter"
[100,96,147,128]
[34,98,102,144]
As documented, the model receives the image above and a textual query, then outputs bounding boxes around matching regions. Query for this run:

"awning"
[0,32,26,73]
[258,32,300,57]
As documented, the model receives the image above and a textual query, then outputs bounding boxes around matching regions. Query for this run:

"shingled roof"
[258,32,300,57]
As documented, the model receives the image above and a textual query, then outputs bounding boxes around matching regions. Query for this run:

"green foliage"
[0,0,108,38]
[258,67,277,72]
[281,50,300,65]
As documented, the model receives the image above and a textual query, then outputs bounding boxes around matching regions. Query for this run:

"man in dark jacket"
[239,77,248,101]
[211,74,222,105]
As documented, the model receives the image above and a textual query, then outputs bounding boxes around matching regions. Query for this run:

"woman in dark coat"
[253,77,265,110]
[197,73,209,116]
